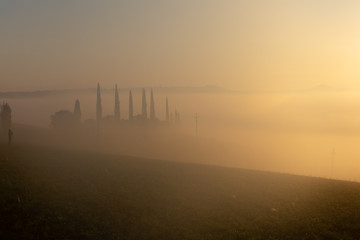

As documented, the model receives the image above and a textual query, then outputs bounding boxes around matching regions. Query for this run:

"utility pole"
[194,113,198,137]
[331,147,336,179]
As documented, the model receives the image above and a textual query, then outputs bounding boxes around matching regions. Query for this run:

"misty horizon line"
[0,84,352,99]
[0,85,237,98]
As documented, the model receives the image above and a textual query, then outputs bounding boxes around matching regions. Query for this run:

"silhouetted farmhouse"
[50,99,82,131]
[51,110,77,131]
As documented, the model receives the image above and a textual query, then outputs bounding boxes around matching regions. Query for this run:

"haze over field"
[1,86,360,181]
[2,1,360,239]
[1,1,360,181]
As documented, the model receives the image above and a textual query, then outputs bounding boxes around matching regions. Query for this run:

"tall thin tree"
[96,83,102,122]
[114,84,120,120]
[165,97,169,121]
[150,88,155,120]
[73,99,81,122]
[129,90,133,121]
[141,88,147,120]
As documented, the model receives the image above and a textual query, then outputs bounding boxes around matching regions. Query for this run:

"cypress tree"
[141,88,147,120]
[73,99,81,122]
[150,88,155,120]
[129,90,133,121]
[114,84,120,120]
[96,83,102,122]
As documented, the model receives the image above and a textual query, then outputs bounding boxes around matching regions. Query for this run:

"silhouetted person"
[8,129,13,145]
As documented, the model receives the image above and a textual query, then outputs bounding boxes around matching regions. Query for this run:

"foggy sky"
[1,1,360,91]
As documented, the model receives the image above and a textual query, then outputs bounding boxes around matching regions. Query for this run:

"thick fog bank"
[4,90,360,181]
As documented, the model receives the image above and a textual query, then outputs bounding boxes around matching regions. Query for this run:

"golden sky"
[1,0,360,91]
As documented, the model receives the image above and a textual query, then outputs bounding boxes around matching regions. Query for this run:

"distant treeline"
[50,84,181,131]
[0,85,232,99]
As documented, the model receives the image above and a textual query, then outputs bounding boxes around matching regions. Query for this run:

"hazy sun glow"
[1,1,360,91]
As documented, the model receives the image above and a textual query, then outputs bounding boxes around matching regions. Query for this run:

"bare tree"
[1,102,12,132]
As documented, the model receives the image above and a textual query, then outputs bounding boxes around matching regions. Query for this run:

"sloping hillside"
[1,143,360,239]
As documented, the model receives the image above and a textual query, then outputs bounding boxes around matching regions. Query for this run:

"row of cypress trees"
[96,84,177,123]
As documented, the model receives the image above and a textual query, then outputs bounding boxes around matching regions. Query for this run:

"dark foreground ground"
[1,143,360,240]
